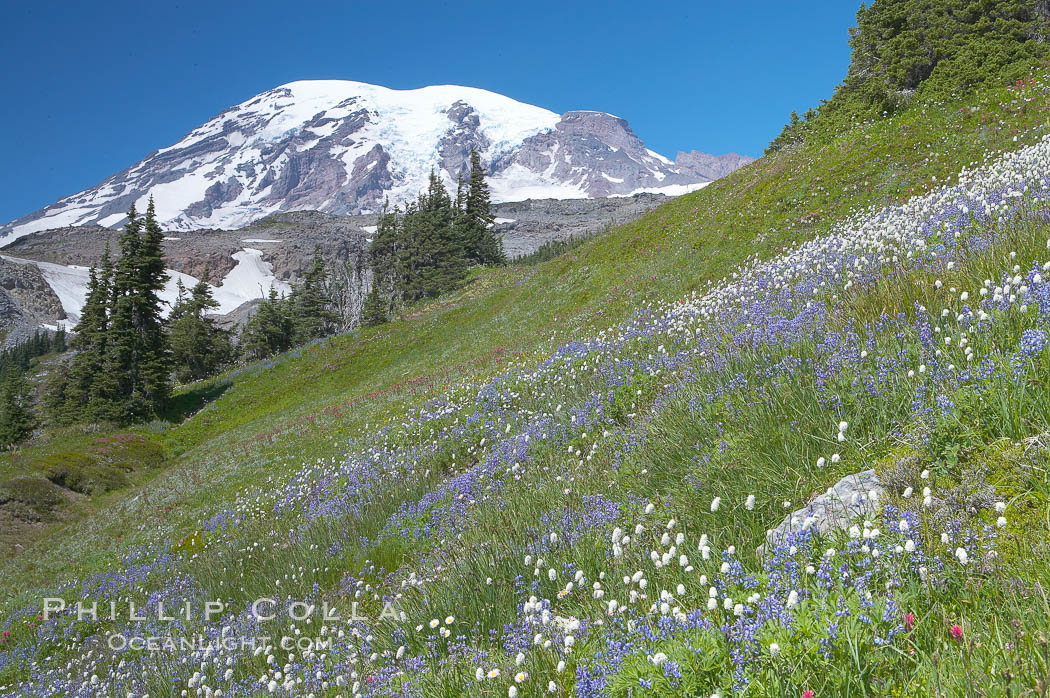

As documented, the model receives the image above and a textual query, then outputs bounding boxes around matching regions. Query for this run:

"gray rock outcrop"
[760,469,885,555]
[676,151,756,181]
[0,258,66,344]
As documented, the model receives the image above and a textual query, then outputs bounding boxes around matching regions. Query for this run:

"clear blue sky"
[0,0,860,225]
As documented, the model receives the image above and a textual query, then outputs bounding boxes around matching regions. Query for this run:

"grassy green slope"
[3,69,1049,595]
[3,68,1050,697]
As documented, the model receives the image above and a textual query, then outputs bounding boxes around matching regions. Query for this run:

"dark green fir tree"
[290,246,337,343]
[241,287,295,360]
[0,370,35,448]
[463,149,504,266]
[169,269,233,382]
[360,284,388,327]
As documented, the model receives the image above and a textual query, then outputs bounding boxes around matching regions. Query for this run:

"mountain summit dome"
[1,80,750,241]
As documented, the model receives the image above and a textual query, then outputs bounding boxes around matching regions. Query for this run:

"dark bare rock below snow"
[0,257,66,342]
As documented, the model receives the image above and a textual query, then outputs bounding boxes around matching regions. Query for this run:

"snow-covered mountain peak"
[1,80,752,242]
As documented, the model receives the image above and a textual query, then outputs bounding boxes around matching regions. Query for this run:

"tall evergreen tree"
[396,171,466,301]
[169,269,233,382]
[105,204,144,418]
[56,247,114,422]
[360,284,388,327]
[368,200,401,319]
[0,370,35,448]
[52,200,173,424]
[290,246,337,343]
[462,149,505,266]
[133,198,173,412]
[169,278,189,323]
[241,287,295,360]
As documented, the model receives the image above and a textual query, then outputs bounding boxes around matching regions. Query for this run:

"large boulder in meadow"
[760,469,884,556]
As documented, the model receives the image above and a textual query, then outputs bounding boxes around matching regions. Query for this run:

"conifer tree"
[0,370,35,448]
[56,247,114,422]
[169,278,189,323]
[360,284,388,327]
[169,269,233,382]
[105,204,144,418]
[134,198,172,411]
[53,200,173,423]
[101,199,171,419]
[463,149,505,266]
[397,171,466,300]
[290,246,337,343]
[241,287,294,360]
[42,362,71,421]
[368,200,400,317]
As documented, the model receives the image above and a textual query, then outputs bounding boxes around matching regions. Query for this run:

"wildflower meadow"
[3,71,1050,698]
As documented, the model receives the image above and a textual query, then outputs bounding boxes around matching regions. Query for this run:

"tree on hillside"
[169,270,234,382]
[241,287,295,360]
[105,199,171,419]
[0,328,67,378]
[55,247,114,423]
[461,148,504,266]
[360,284,388,327]
[290,246,338,343]
[397,171,466,301]
[367,200,401,321]
[47,200,173,424]
[134,198,173,409]
[364,163,497,325]
[0,370,35,448]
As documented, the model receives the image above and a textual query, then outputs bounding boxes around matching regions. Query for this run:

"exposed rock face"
[489,193,670,258]
[439,101,490,177]
[0,257,66,344]
[675,151,756,181]
[759,469,885,556]
[0,291,29,341]
[495,111,710,199]
[0,259,65,320]
[0,225,119,268]
[0,81,752,242]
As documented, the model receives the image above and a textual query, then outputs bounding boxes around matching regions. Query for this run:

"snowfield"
[1,246,290,325]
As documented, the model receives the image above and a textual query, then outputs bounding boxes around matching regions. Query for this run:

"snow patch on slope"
[1,247,290,326]
[615,182,712,198]
[214,248,292,308]
[489,164,588,202]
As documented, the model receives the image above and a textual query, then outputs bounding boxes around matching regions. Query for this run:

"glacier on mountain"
[1,80,751,242]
